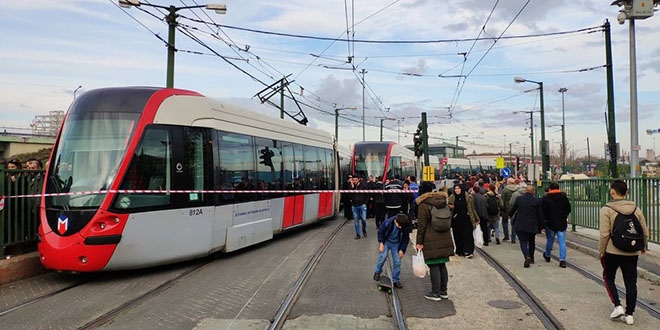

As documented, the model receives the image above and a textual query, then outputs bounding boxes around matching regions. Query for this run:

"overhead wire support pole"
[604,19,619,178]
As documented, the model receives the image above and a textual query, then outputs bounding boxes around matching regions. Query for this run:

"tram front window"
[47,112,138,208]
[353,151,386,179]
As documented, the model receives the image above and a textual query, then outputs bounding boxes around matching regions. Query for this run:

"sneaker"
[620,314,634,325]
[363,232,367,238]
[354,235,361,239]
[529,258,535,264]
[511,239,516,244]
[439,291,449,299]
[393,282,403,289]
[484,241,489,246]
[465,253,473,259]
[610,305,625,319]
[496,238,500,245]
[491,229,495,237]
[424,292,442,301]
[373,272,381,281]
[543,253,551,263]
[503,237,510,241]
[559,260,567,268]
[524,258,531,268]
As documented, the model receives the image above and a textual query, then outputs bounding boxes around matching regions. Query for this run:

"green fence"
[1,167,43,257]
[552,177,659,245]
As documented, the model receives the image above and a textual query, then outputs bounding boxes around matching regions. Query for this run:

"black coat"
[541,190,571,231]
[509,193,544,234]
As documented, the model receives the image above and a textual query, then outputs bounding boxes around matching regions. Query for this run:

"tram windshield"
[47,112,139,208]
[352,143,388,179]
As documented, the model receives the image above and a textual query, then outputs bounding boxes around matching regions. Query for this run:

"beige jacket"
[598,199,649,256]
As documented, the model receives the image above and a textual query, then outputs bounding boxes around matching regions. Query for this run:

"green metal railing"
[1,167,43,257]
[552,177,659,244]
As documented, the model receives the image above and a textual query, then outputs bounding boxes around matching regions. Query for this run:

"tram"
[351,141,419,181]
[37,87,339,272]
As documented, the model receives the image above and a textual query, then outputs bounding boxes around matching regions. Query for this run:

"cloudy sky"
[1,0,659,160]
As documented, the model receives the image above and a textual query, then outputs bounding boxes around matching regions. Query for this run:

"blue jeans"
[501,214,509,239]
[374,240,402,283]
[352,204,367,235]
[545,228,567,261]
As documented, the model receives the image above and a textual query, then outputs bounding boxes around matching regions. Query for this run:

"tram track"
[477,247,565,330]
[267,218,406,330]
[534,246,660,321]
[0,280,88,317]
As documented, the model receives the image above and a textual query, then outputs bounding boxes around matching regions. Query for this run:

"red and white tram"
[351,141,419,181]
[38,87,339,272]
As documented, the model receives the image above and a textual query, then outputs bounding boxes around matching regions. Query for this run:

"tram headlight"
[79,256,88,264]
[99,223,106,229]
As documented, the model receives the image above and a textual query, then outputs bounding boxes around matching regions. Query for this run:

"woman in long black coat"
[447,184,479,257]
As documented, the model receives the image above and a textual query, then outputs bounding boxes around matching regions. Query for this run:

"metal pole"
[559,87,567,172]
[361,69,366,141]
[604,20,618,178]
[530,112,535,167]
[539,82,548,180]
[629,18,639,177]
[380,119,384,142]
[166,6,177,88]
[335,108,339,143]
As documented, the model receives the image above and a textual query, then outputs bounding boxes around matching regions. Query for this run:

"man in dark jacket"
[509,185,544,268]
[384,175,403,218]
[351,175,369,239]
[415,182,455,301]
[373,213,410,289]
[541,182,571,268]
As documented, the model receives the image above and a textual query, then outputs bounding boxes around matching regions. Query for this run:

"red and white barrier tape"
[0,188,418,201]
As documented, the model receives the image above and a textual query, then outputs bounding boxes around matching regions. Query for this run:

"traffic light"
[259,147,274,168]
[516,156,521,173]
[413,130,423,157]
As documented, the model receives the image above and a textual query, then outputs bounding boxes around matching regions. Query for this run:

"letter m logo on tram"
[57,215,69,235]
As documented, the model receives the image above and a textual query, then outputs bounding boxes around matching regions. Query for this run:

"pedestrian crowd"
[343,171,648,325]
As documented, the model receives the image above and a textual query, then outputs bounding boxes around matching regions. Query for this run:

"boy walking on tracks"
[373,213,410,289]
[599,180,649,325]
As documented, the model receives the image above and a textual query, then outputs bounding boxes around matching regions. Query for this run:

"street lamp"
[558,87,567,172]
[119,0,227,88]
[380,117,396,141]
[515,77,548,180]
[453,135,468,157]
[334,106,356,144]
[73,85,82,100]
[611,0,659,177]
[513,110,538,168]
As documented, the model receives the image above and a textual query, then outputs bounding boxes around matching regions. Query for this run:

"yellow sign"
[495,157,505,169]
[423,166,435,182]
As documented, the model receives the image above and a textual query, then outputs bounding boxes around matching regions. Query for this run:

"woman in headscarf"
[448,184,479,258]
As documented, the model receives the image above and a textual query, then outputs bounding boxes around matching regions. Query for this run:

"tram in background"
[38,87,339,272]
[438,157,497,186]
[350,141,420,181]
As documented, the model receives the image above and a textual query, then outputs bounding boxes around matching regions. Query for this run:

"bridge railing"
[1,166,43,257]
[553,177,659,245]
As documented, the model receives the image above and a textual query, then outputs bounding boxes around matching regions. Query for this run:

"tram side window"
[255,138,282,198]
[183,128,212,203]
[304,146,320,190]
[324,148,334,189]
[116,127,171,210]
[282,142,304,192]
[218,132,255,204]
[388,156,403,179]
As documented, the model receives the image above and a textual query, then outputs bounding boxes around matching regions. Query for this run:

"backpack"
[486,194,499,216]
[429,205,452,232]
[607,206,644,252]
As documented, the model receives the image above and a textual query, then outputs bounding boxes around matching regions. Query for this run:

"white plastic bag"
[473,225,484,248]
[412,249,428,278]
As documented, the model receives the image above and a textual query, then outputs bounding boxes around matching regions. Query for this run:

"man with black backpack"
[599,180,649,325]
